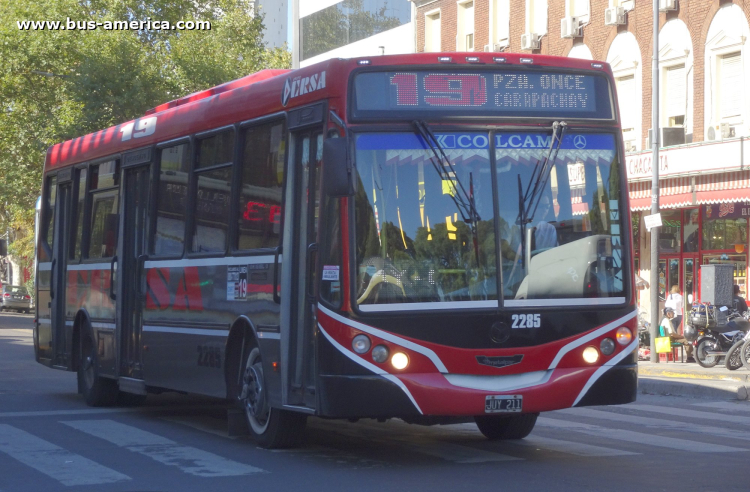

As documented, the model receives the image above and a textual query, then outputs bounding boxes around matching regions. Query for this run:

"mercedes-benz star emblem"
[573,135,587,149]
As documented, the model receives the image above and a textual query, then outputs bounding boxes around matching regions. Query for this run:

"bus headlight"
[391,352,409,370]
[582,346,599,364]
[372,345,389,363]
[352,335,371,354]
[600,338,616,356]
[616,327,633,346]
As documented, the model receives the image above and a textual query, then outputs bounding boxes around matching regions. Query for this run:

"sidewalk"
[638,360,750,401]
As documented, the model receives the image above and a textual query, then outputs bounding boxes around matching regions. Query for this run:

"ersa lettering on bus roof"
[281,70,326,107]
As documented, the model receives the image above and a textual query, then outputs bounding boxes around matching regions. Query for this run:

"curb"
[638,376,750,401]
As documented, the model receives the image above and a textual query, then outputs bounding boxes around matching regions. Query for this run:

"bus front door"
[117,163,151,383]
[51,171,73,368]
[281,127,323,409]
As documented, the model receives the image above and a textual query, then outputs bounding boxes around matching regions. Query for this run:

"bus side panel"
[35,264,53,363]
[141,260,280,400]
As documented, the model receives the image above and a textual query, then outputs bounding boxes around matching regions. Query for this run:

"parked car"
[1,285,31,313]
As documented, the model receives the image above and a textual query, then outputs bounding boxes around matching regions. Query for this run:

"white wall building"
[252,0,288,49]
[297,0,415,68]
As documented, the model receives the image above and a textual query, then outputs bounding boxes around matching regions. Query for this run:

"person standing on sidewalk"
[665,285,684,335]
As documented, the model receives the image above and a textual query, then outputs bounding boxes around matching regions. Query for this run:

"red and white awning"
[628,171,750,211]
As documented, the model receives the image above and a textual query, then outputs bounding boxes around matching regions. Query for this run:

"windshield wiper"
[412,120,481,225]
[516,121,567,268]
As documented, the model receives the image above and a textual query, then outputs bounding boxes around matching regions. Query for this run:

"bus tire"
[474,413,539,440]
[239,346,306,449]
[78,331,119,407]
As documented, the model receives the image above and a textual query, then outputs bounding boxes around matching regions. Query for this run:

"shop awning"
[628,171,750,211]
[628,176,694,211]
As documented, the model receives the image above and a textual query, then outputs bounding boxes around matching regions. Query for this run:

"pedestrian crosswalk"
[1,398,749,487]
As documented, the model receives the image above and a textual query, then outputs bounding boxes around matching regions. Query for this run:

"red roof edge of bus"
[145,69,292,115]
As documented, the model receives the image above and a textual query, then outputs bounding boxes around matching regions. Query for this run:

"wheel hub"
[241,362,267,421]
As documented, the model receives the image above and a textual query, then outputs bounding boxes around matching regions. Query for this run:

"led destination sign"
[352,70,613,120]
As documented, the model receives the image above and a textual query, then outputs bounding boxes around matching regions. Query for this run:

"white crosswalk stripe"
[0,424,130,486]
[627,404,750,426]
[513,435,639,457]
[537,416,747,453]
[691,401,750,414]
[62,419,265,477]
[557,407,750,444]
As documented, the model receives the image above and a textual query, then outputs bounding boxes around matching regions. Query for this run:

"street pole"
[649,0,660,362]
[292,0,300,69]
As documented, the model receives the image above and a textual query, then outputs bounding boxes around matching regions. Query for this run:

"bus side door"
[117,158,151,383]
[281,105,325,409]
[51,169,74,368]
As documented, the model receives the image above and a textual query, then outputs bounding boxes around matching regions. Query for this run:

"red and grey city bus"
[35,53,636,448]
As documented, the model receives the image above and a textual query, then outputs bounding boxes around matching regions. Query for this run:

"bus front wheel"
[239,346,306,448]
[474,413,539,440]
[78,332,119,407]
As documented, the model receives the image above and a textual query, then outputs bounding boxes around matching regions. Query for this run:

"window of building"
[237,120,286,251]
[424,10,441,52]
[566,0,590,21]
[658,209,681,253]
[71,168,87,260]
[457,1,474,51]
[491,0,509,50]
[703,217,748,251]
[87,160,119,259]
[664,64,686,127]
[526,0,548,35]
[192,131,234,253]
[154,143,190,256]
[719,52,742,121]
[616,75,636,151]
[300,0,412,61]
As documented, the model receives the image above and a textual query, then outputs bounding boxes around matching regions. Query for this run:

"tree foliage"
[0,0,290,265]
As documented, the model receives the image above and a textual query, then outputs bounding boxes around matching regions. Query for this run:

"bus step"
[118,377,147,395]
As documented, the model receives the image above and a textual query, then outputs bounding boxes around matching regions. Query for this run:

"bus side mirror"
[322,137,354,197]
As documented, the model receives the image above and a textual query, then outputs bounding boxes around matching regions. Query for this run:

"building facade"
[298,0,415,68]
[252,0,288,49]
[411,0,750,314]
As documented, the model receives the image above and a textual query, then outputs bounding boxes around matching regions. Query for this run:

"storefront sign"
[626,138,750,180]
[702,202,750,220]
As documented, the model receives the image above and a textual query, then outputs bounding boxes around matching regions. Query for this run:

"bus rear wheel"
[78,332,118,407]
[475,413,539,440]
[239,346,306,449]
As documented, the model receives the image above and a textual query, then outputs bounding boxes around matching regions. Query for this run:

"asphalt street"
[1,312,749,492]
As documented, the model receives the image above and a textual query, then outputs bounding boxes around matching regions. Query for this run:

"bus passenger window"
[237,121,285,250]
[192,131,234,253]
[70,168,87,260]
[154,144,189,256]
[87,160,119,259]
[40,176,57,262]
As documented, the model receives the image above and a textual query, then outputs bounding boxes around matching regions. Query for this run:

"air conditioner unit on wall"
[561,17,582,39]
[494,39,509,51]
[721,123,736,139]
[521,33,540,50]
[659,0,677,12]
[647,127,686,148]
[604,7,626,26]
[483,44,491,52]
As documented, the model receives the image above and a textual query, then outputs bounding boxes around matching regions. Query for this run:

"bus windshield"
[353,131,626,311]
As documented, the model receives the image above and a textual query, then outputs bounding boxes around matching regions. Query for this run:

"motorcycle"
[690,305,750,368]
[725,329,750,370]
[637,307,651,361]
